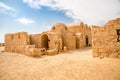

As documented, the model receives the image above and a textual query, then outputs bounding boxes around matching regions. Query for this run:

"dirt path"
[0,47,120,80]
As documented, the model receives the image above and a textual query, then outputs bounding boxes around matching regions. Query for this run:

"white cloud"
[0,2,15,15]
[23,0,120,25]
[16,18,35,25]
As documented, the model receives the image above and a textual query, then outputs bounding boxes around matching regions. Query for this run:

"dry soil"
[0,47,120,80]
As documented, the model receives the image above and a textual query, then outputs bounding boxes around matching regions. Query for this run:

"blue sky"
[0,0,120,42]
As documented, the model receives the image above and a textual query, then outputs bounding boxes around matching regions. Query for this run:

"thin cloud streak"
[0,2,15,16]
[16,18,35,25]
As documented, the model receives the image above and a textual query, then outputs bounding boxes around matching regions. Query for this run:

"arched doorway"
[85,35,89,47]
[41,34,49,49]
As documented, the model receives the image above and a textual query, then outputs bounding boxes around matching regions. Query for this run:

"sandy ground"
[0,47,120,80]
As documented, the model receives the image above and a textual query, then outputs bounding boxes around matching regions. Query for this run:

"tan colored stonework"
[5,22,91,57]
[92,18,120,58]
[5,32,30,53]
[5,18,120,58]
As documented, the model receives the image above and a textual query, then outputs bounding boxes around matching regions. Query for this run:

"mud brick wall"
[92,18,120,58]
[5,32,30,53]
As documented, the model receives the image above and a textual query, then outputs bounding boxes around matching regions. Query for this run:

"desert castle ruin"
[5,22,91,56]
[5,18,120,58]
[92,18,120,58]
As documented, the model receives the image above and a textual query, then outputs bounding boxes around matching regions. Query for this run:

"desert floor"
[0,47,120,80]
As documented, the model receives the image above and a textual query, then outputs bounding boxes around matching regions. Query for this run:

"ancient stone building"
[4,18,120,58]
[5,22,91,57]
[92,18,120,58]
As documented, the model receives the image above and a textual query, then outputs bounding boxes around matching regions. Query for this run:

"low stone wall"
[46,49,58,55]
[25,45,46,57]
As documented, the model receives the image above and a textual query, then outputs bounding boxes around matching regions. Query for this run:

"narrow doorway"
[41,34,49,49]
[85,35,89,47]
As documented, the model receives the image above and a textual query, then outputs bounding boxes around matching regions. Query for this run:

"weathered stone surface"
[46,49,58,55]
[5,32,29,53]
[5,22,91,57]
[92,18,120,58]
[5,18,120,58]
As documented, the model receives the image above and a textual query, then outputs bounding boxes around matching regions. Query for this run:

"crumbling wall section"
[5,32,30,53]
[92,18,120,58]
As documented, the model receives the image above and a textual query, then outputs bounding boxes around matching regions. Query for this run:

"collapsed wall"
[92,18,120,58]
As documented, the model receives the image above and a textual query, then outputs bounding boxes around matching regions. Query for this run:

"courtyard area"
[0,47,120,80]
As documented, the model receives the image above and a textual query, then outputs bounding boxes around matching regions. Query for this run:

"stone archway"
[41,34,49,49]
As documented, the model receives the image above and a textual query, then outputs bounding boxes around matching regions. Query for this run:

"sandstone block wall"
[63,33,76,50]
[51,23,68,36]
[25,45,45,57]
[5,22,92,57]
[92,18,120,58]
[75,33,85,48]
[39,32,60,50]
[5,32,30,53]
[67,22,92,48]
[29,34,41,48]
